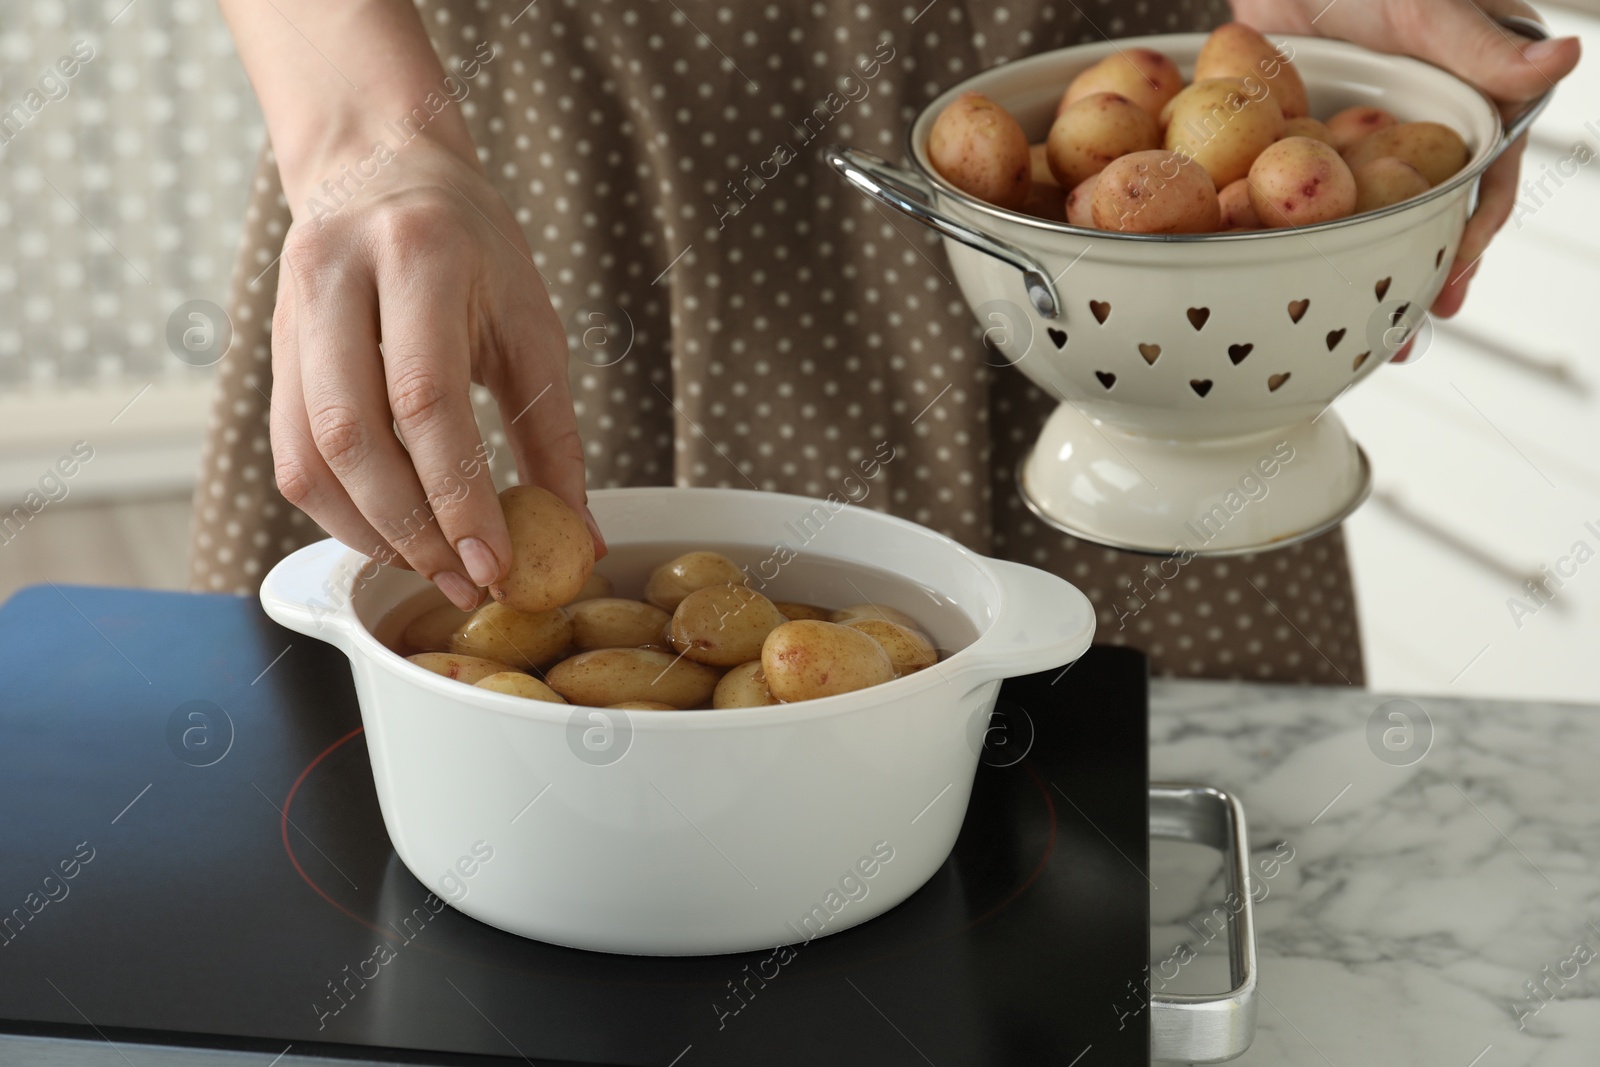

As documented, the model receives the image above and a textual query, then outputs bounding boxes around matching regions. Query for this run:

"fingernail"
[1522,37,1574,64]
[457,537,500,587]
[581,504,608,560]
[435,571,482,612]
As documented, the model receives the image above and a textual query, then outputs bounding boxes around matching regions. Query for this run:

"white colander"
[830,20,1551,555]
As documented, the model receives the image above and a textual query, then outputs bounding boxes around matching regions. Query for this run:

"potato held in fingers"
[488,485,595,614]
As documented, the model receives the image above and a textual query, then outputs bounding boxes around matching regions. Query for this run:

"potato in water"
[407,652,513,685]
[449,601,573,670]
[567,572,614,604]
[844,619,938,677]
[927,91,1031,210]
[489,485,595,614]
[644,551,747,612]
[713,661,781,709]
[670,585,788,667]
[546,648,720,709]
[773,601,831,622]
[762,620,895,702]
[569,597,672,652]
[831,603,925,629]
[403,603,472,654]
[475,672,567,703]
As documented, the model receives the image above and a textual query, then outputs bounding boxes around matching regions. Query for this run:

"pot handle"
[259,537,363,648]
[957,558,1096,684]
[1488,16,1557,166]
[1148,785,1259,1064]
[824,145,1064,320]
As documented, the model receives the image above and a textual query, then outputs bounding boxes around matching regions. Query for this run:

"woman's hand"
[1231,0,1581,316]
[270,131,601,612]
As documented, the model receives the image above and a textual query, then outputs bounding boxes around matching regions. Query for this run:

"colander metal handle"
[1490,16,1557,164]
[824,145,1064,320]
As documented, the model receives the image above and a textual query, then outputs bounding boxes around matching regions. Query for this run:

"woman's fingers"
[494,295,604,557]
[286,235,482,611]
[1391,0,1579,105]
[1432,132,1527,317]
[374,219,514,588]
[267,276,400,567]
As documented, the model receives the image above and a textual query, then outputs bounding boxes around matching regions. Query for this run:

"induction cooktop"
[0,585,1152,1066]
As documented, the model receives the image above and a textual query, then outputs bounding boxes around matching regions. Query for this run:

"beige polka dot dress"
[191,0,1365,686]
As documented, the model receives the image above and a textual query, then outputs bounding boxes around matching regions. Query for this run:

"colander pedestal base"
[1018,407,1373,557]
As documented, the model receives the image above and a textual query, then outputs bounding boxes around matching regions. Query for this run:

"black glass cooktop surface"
[0,585,1150,1066]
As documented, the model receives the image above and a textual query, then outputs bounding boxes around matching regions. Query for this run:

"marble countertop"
[1147,679,1600,1067]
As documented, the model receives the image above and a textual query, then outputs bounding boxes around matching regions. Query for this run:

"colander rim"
[904,31,1505,244]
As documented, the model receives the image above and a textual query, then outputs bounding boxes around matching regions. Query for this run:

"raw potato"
[1247,136,1357,228]
[475,672,567,703]
[1164,78,1284,188]
[773,601,832,622]
[1351,156,1431,213]
[1326,105,1398,153]
[1065,173,1099,227]
[1029,143,1055,187]
[1046,92,1160,188]
[1217,177,1262,229]
[762,621,895,702]
[608,701,677,710]
[488,485,595,615]
[713,661,781,709]
[1062,48,1183,121]
[671,585,789,667]
[406,652,513,686]
[449,601,574,669]
[546,648,720,709]
[1091,149,1221,234]
[927,91,1031,210]
[844,619,938,677]
[1343,121,1468,186]
[1281,117,1336,148]
[569,597,672,651]
[831,603,926,629]
[403,602,471,653]
[1193,22,1308,119]
[644,551,747,611]
[566,572,614,604]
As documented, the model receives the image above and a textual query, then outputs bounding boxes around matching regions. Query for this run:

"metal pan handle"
[1148,785,1259,1064]
[824,145,1063,319]
[1488,16,1558,165]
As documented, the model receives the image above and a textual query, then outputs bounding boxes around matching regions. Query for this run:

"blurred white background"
[0,1,1594,703]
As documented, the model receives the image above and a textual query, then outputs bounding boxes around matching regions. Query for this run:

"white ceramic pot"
[260,487,1094,955]
[829,23,1551,555]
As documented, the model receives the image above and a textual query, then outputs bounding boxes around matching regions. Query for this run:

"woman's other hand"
[1230,0,1581,316]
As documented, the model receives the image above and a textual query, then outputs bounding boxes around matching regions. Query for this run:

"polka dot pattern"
[190,0,1364,685]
